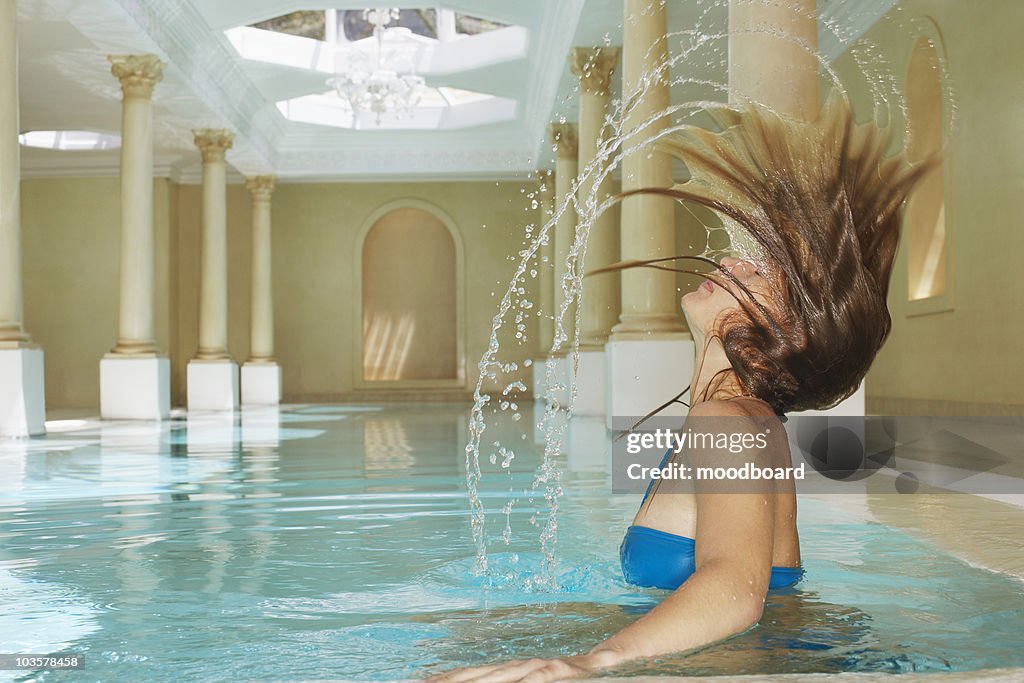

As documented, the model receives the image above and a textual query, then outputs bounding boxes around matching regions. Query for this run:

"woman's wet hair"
[600,93,934,414]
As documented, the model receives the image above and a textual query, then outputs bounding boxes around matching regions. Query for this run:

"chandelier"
[327,8,426,124]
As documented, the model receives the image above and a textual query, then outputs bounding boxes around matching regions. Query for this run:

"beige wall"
[268,181,537,402]
[836,0,1024,413]
[21,176,539,408]
[21,177,172,408]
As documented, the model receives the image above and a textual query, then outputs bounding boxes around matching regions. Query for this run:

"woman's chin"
[680,299,706,337]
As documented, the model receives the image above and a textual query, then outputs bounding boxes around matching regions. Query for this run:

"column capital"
[548,123,578,159]
[193,129,234,163]
[245,175,276,201]
[569,47,620,96]
[108,54,163,99]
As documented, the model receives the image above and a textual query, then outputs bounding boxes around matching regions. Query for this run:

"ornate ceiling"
[15,0,896,182]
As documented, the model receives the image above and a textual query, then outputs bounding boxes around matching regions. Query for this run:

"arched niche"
[355,200,465,386]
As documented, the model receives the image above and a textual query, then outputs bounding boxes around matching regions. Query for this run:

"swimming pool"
[1,404,1023,681]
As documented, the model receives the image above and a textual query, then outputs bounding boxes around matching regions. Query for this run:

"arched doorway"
[360,205,461,383]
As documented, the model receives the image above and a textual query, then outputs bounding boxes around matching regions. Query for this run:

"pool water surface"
[1,404,1023,681]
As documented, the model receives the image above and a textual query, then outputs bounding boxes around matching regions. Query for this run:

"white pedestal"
[792,383,866,417]
[573,349,607,416]
[567,415,610,471]
[241,362,281,405]
[0,348,46,437]
[530,357,548,402]
[605,335,694,429]
[100,356,170,420]
[787,384,868,494]
[532,400,569,451]
[187,360,239,412]
[545,354,571,408]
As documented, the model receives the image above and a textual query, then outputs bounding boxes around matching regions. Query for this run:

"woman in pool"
[426,95,931,682]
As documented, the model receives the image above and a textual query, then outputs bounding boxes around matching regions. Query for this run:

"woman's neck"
[689,333,748,408]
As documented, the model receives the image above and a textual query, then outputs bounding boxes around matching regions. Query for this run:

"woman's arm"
[592,485,775,663]
[593,401,777,664]
[425,404,777,682]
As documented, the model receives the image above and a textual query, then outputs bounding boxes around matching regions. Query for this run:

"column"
[728,0,818,122]
[570,46,620,418]
[100,54,170,420]
[532,170,555,435]
[0,0,46,437]
[546,123,577,409]
[605,0,694,428]
[729,0,859,417]
[241,176,281,405]
[535,170,555,356]
[187,129,238,411]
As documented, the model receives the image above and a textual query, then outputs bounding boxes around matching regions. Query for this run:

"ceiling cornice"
[272,143,537,179]
[819,0,899,61]
[110,0,283,174]
[523,0,587,165]
[19,154,247,185]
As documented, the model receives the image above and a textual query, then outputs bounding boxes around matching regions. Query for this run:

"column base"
[573,349,607,416]
[791,383,865,417]
[531,357,548,402]
[0,348,46,437]
[187,359,239,412]
[100,355,170,420]
[241,362,281,405]
[605,334,694,429]
[532,401,569,452]
[540,354,571,408]
[567,414,611,471]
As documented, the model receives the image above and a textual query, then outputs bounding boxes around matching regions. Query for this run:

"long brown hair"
[599,94,934,414]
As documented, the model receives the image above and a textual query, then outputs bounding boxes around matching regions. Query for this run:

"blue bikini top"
[620,449,804,591]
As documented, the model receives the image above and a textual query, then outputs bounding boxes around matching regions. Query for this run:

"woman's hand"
[423,650,621,682]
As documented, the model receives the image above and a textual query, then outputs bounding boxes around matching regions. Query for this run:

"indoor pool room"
[2,1,1024,682]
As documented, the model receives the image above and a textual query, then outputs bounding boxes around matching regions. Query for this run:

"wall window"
[904,36,947,302]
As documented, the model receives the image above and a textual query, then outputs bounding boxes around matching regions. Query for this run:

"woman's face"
[681,256,774,338]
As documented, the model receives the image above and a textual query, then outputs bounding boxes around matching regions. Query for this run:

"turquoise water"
[1,404,1023,681]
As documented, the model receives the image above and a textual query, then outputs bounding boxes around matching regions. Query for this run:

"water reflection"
[414,589,884,677]
[0,405,1021,680]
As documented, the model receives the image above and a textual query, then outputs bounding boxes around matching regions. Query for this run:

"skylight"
[229,7,526,131]
[250,9,507,43]
[19,130,121,151]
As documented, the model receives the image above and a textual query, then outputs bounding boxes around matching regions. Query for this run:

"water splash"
[463,0,957,589]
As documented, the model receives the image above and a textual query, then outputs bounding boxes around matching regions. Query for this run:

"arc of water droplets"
[464,0,929,589]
